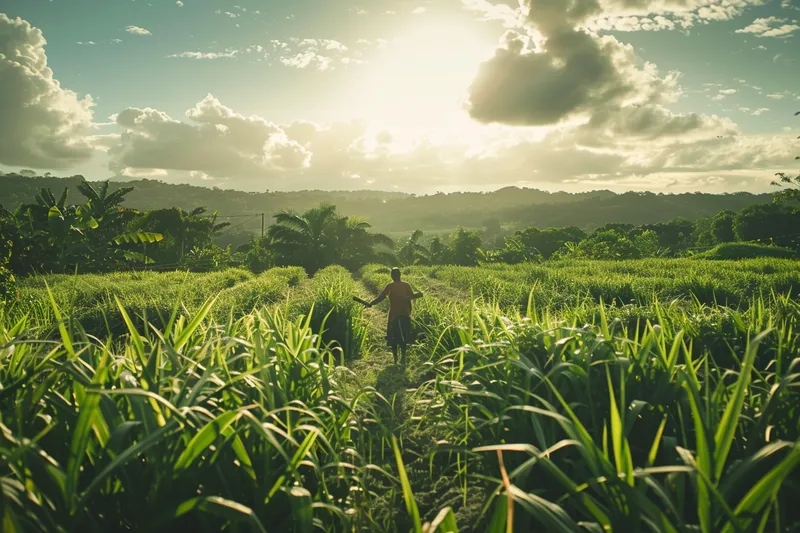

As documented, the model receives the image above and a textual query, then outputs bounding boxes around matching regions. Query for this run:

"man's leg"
[399,315,410,366]
[391,344,398,365]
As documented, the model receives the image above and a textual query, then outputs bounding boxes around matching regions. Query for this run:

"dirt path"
[348,279,410,409]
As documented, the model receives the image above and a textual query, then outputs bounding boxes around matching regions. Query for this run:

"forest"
[0,172,799,533]
[0,174,798,285]
[0,172,773,237]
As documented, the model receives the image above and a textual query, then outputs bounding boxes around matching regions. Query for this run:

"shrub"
[699,242,799,260]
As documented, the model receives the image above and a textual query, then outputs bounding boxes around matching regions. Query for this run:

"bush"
[698,242,799,260]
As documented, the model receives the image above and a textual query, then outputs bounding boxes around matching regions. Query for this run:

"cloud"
[712,88,737,101]
[126,25,152,35]
[281,51,334,70]
[465,2,681,126]
[766,93,785,99]
[782,0,799,10]
[167,50,238,59]
[270,38,364,70]
[462,0,524,27]
[111,38,123,44]
[573,0,766,32]
[412,7,427,14]
[578,104,738,143]
[96,89,795,195]
[107,94,311,181]
[465,0,765,32]
[176,0,184,6]
[0,14,94,169]
[736,16,799,38]
[77,41,96,45]
[738,107,770,115]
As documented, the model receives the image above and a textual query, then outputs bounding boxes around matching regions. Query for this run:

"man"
[368,267,423,365]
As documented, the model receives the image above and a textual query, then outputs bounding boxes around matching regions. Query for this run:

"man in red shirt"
[368,267,423,366]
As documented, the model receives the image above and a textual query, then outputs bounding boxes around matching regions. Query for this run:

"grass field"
[2,259,799,532]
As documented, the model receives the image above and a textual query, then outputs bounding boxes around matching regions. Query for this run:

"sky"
[0,0,798,194]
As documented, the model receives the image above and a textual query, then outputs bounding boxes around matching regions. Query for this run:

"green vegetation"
[2,259,799,531]
[698,243,799,260]
[2,170,800,531]
[2,176,799,288]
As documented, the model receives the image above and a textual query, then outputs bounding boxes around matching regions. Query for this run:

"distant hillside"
[0,173,773,235]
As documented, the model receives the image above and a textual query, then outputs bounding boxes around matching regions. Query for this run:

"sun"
[344,16,497,141]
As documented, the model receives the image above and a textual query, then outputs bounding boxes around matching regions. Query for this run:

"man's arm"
[410,284,423,300]
[369,285,391,307]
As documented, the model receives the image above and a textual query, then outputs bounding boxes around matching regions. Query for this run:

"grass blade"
[393,436,422,533]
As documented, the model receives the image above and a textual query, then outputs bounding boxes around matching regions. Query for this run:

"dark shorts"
[386,315,412,348]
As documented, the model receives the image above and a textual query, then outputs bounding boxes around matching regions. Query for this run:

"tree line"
[0,173,774,237]
[1,176,798,297]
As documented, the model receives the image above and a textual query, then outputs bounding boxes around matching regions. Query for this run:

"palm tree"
[135,207,230,263]
[398,230,429,266]
[428,236,448,264]
[77,180,138,245]
[268,203,394,273]
[77,180,134,221]
[337,216,394,271]
[268,203,341,273]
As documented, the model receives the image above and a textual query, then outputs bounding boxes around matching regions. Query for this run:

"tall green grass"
[2,260,799,532]
[405,296,800,531]
[288,265,369,361]
[0,298,395,532]
[418,258,800,311]
[6,268,310,339]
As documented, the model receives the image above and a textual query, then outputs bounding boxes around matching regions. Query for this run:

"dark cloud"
[466,0,679,126]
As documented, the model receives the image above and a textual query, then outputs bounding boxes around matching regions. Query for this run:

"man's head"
[391,267,401,281]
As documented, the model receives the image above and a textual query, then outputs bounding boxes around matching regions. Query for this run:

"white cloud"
[107,94,311,181]
[111,38,123,44]
[270,38,364,70]
[766,93,785,99]
[77,41,96,45]
[167,50,238,59]
[94,89,796,195]
[126,25,151,35]
[176,0,184,6]
[782,0,799,10]
[281,51,333,70]
[565,0,767,32]
[462,0,523,27]
[121,167,169,178]
[712,88,737,101]
[0,14,94,169]
[736,16,799,38]
[739,107,769,115]
[467,0,766,33]
[412,7,427,14]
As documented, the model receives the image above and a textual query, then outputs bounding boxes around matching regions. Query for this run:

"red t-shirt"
[381,281,414,323]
